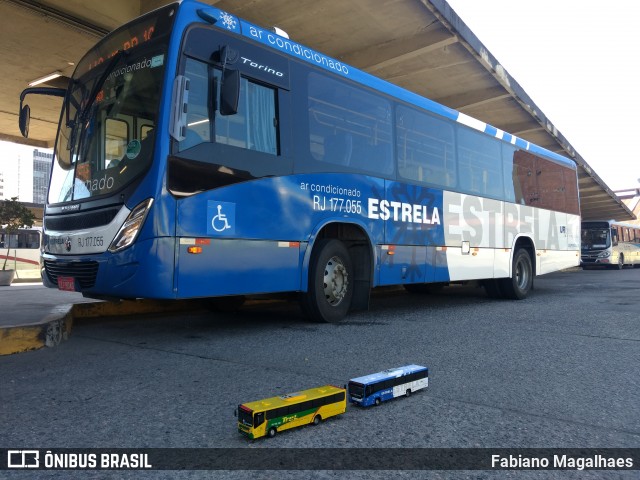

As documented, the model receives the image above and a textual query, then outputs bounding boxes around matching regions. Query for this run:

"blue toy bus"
[348,365,429,407]
[19,0,580,322]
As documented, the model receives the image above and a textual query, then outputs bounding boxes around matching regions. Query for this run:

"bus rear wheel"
[312,415,322,426]
[301,239,353,323]
[498,248,533,300]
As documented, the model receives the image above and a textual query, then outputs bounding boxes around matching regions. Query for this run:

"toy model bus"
[237,385,346,439]
[348,365,429,407]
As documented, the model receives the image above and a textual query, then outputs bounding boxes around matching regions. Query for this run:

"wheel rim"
[516,257,530,290]
[323,255,348,306]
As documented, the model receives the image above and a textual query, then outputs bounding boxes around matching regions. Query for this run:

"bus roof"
[349,365,428,385]
[240,385,344,412]
[190,2,575,170]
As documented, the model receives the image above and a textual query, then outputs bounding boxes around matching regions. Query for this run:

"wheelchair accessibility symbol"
[207,201,236,235]
[212,204,231,232]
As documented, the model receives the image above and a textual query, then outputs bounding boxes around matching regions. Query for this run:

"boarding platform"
[0,276,206,355]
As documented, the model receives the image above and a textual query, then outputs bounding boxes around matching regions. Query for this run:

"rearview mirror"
[18,86,66,138]
[220,68,240,116]
[19,104,30,138]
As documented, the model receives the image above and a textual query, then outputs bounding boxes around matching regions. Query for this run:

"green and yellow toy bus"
[237,385,346,439]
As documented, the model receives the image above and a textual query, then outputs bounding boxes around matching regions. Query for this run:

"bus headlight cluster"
[597,251,610,258]
[108,198,154,253]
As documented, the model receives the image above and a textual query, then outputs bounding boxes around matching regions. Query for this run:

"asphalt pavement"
[1,266,638,479]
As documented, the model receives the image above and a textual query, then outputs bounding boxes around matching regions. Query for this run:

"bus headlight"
[597,251,610,258]
[108,198,154,253]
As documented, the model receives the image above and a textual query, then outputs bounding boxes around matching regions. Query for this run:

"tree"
[0,197,36,270]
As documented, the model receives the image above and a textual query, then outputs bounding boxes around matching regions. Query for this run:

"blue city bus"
[348,365,429,407]
[18,0,581,322]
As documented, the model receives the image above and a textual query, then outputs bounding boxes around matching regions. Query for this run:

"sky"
[445,0,640,192]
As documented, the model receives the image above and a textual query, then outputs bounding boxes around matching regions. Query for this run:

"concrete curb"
[0,305,73,355]
[0,298,209,356]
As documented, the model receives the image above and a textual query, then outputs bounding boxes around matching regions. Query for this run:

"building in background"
[33,149,52,205]
[0,141,53,204]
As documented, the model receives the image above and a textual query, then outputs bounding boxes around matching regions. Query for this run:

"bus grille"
[44,260,99,289]
[581,251,603,263]
[45,207,121,231]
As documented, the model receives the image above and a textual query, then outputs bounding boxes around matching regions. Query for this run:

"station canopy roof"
[0,0,633,221]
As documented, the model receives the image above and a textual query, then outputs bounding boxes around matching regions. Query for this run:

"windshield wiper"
[68,49,129,160]
[81,49,129,123]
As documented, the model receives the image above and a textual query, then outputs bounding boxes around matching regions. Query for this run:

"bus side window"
[396,105,456,188]
[214,72,278,155]
[307,72,392,174]
[179,58,211,151]
[457,126,502,198]
[611,228,618,246]
[534,156,569,212]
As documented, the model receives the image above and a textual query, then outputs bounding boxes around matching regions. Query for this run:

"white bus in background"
[581,220,640,269]
[0,227,41,275]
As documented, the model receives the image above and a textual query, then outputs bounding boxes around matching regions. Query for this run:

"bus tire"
[312,415,322,426]
[267,427,277,438]
[301,239,353,323]
[374,397,381,406]
[498,248,533,300]
[406,389,411,398]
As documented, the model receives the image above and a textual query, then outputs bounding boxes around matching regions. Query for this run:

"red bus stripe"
[0,255,39,266]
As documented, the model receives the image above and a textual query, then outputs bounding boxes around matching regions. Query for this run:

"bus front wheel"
[615,254,624,270]
[267,427,277,438]
[301,239,353,323]
[499,248,533,300]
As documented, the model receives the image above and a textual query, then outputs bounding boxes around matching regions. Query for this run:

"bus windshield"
[48,5,176,204]
[237,406,253,427]
[581,228,611,250]
[348,382,364,398]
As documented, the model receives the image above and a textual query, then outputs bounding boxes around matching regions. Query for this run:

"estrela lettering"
[368,198,441,225]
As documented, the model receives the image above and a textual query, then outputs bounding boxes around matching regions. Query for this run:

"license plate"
[57,276,76,292]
